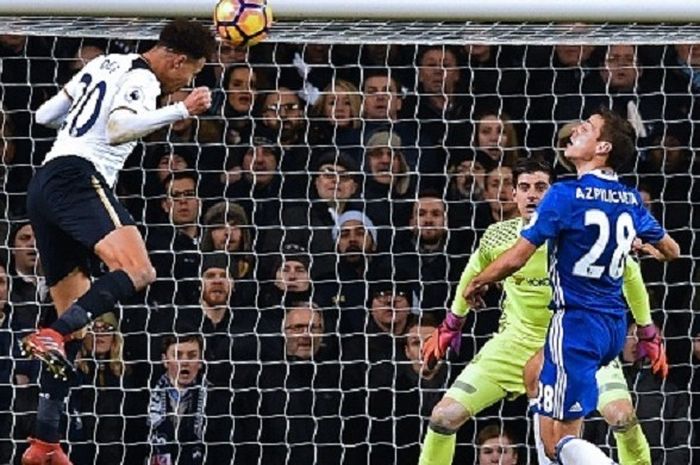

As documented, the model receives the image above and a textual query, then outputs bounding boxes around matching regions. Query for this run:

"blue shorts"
[26,156,135,286]
[533,309,626,420]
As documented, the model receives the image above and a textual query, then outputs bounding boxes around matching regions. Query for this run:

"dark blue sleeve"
[634,198,666,243]
[521,184,564,246]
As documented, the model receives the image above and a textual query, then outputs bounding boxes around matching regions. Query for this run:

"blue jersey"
[521,170,665,316]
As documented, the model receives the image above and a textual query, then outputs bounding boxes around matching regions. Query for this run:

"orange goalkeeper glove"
[635,324,668,378]
[422,312,465,369]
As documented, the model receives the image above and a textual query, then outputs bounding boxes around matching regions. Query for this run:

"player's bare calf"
[94,225,156,291]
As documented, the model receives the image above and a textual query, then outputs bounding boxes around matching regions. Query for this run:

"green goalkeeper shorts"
[445,330,631,416]
[445,330,543,415]
[595,358,632,410]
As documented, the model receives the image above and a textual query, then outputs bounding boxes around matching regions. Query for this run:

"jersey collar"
[581,168,618,182]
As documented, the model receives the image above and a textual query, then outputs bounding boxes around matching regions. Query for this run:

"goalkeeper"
[418,158,667,465]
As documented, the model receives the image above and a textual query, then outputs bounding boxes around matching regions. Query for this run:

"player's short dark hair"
[512,158,555,185]
[159,19,215,60]
[595,106,636,171]
[161,333,204,355]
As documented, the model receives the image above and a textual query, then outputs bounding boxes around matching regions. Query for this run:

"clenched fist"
[183,86,212,116]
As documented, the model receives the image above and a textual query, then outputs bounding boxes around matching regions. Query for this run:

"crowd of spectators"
[0,35,698,464]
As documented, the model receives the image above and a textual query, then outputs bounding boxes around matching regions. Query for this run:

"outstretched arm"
[422,233,496,367]
[634,234,680,262]
[622,258,652,326]
[463,237,537,307]
[106,86,211,145]
[35,89,73,128]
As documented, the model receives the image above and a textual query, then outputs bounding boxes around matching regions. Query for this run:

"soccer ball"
[214,0,273,47]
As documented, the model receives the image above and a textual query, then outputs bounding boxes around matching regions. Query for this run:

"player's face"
[163,55,206,94]
[201,267,233,307]
[411,197,447,244]
[315,163,358,201]
[227,67,256,114]
[275,260,310,293]
[404,324,442,379]
[363,76,402,120]
[284,308,323,360]
[337,220,375,262]
[514,171,551,220]
[564,114,609,164]
[12,224,37,275]
[478,436,518,465]
[163,340,202,388]
[210,223,243,252]
[164,178,200,226]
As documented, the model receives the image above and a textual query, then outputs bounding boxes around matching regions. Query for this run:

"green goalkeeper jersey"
[452,217,651,341]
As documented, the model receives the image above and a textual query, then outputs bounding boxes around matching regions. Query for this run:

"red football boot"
[21,328,71,379]
[21,438,72,465]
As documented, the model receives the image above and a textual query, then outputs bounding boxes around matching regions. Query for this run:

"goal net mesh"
[0,17,697,465]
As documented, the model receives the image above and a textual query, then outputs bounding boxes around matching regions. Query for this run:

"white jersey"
[43,53,162,187]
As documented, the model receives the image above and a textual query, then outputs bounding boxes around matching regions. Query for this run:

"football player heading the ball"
[21,19,214,465]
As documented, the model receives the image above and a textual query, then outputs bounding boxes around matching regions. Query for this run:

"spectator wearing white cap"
[260,149,362,280]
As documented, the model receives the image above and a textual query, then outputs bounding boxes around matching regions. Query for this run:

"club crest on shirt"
[126,87,144,103]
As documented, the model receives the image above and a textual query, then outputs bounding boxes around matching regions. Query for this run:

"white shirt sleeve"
[106,69,189,145]
[35,89,72,129]
[36,57,103,128]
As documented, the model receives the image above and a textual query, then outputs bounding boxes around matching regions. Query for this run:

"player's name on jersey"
[575,187,638,205]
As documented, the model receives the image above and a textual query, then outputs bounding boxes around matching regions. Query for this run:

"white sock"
[533,413,555,465]
[557,435,618,465]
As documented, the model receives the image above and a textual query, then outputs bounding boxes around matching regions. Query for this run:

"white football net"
[0,17,698,465]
